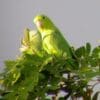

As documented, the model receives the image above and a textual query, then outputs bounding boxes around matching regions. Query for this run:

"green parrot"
[33,15,73,58]
[20,28,42,56]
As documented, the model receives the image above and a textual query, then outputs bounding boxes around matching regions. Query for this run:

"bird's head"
[33,14,55,32]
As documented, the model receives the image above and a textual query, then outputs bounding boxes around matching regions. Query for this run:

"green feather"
[34,15,72,58]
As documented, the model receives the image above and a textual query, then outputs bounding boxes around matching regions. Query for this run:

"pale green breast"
[42,30,72,57]
[42,30,61,55]
[43,34,57,54]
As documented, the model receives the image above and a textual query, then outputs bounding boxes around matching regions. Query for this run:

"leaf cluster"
[0,43,100,100]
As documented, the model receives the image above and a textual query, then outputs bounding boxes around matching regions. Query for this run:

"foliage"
[0,43,100,100]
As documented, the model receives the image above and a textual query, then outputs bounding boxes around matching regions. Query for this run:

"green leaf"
[77,67,99,81]
[92,46,100,59]
[75,46,85,58]
[86,42,91,56]
[4,60,17,71]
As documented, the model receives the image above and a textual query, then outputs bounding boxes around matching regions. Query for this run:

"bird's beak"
[35,20,43,28]
[34,17,44,28]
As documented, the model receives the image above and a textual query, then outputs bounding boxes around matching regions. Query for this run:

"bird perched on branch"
[34,14,73,58]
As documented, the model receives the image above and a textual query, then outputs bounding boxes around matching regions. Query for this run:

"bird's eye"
[42,16,45,19]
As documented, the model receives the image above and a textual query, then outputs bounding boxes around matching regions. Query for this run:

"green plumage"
[34,15,72,58]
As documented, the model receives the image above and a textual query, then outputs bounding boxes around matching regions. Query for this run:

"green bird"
[20,28,42,56]
[33,15,73,58]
